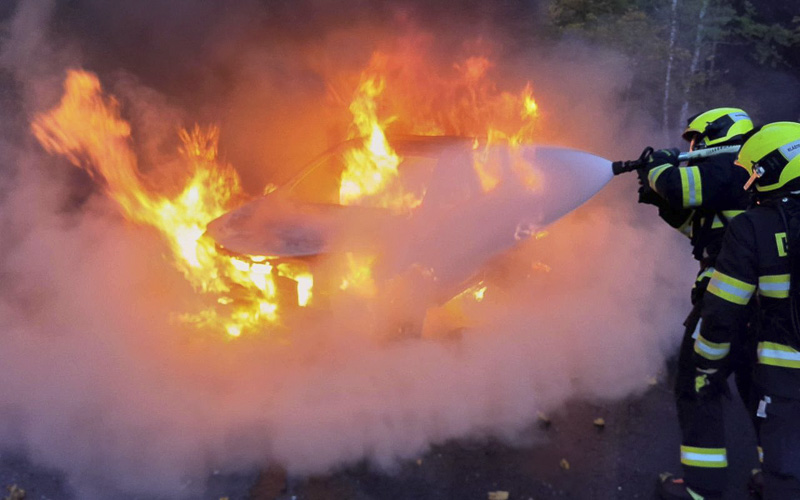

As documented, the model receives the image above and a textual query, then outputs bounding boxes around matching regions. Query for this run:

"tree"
[545,0,800,129]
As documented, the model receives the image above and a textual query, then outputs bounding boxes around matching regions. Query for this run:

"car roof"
[281,135,474,193]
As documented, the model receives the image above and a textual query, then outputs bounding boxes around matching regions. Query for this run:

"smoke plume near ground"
[0,1,695,498]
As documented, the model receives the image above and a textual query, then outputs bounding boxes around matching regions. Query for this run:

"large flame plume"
[31,70,286,337]
[31,44,542,338]
[337,48,541,196]
[339,75,413,211]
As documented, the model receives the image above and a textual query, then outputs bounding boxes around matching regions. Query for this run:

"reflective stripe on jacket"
[651,153,750,263]
[698,200,800,399]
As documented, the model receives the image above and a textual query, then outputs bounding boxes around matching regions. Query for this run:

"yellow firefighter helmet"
[682,107,754,149]
[737,122,800,192]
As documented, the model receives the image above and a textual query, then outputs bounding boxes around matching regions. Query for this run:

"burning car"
[32,66,611,339]
[204,134,612,334]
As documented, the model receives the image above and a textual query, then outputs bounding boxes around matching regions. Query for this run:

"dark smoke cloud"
[0,1,694,498]
[49,0,542,104]
[32,0,550,190]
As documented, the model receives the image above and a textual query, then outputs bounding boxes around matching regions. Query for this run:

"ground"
[1,362,760,500]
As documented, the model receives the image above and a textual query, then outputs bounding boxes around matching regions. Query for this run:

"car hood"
[205,193,394,257]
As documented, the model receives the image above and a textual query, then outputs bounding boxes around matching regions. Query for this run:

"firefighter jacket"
[697,197,800,400]
[647,152,751,264]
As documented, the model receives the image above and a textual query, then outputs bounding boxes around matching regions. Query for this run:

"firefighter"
[632,108,757,500]
[693,122,800,500]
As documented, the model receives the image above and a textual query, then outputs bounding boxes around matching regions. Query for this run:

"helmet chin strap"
[744,165,765,190]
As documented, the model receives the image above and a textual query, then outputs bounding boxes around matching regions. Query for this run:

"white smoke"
[0,1,695,498]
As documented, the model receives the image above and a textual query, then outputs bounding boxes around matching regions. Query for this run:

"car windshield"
[285,136,479,210]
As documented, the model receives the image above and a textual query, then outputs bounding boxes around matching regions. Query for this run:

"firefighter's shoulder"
[742,204,782,226]
[722,206,762,241]
[695,153,749,184]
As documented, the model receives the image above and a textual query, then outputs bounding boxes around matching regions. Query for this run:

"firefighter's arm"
[658,206,693,232]
[694,216,758,372]
[640,149,687,209]
[650,153,747,211]
[637,164,694,234]
[633,152,691,223]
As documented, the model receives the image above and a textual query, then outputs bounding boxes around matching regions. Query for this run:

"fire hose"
[611,145,741,175]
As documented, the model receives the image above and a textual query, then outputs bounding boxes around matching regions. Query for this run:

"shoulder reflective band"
[694,334,731,361]
[758,274,790,298]
[679,166,703,208]
[758,341,800,368]
[680,446,728,468]
[648,164,671,190]
[707,271,755,305]
[721,210,745,219]
[711,210,745,229]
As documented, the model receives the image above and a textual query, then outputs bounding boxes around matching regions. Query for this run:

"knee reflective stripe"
[648,164,672,191]
[694,334,731,361]
[679,166,703,208]
[707,271,755,305]
[757,342,800,368]
[758,446,764,463]
[680,445,728,468]
[758,274,790,298]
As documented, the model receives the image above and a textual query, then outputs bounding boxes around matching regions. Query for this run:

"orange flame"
[31,46,542,338]
[340,253,377,296]
[31,70,307,337]
[336,49,541,193]
[339,70,422,212]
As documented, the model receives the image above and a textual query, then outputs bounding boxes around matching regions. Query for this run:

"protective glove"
[694,367,731,400]
[636,165,650,188]
[637,184,664,206]
[691,273,712,305]
[648,148,680,169]
[635,148,679,204]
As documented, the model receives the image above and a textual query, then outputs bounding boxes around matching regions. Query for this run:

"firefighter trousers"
[757,394,800,499]
[674,309,757,493]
